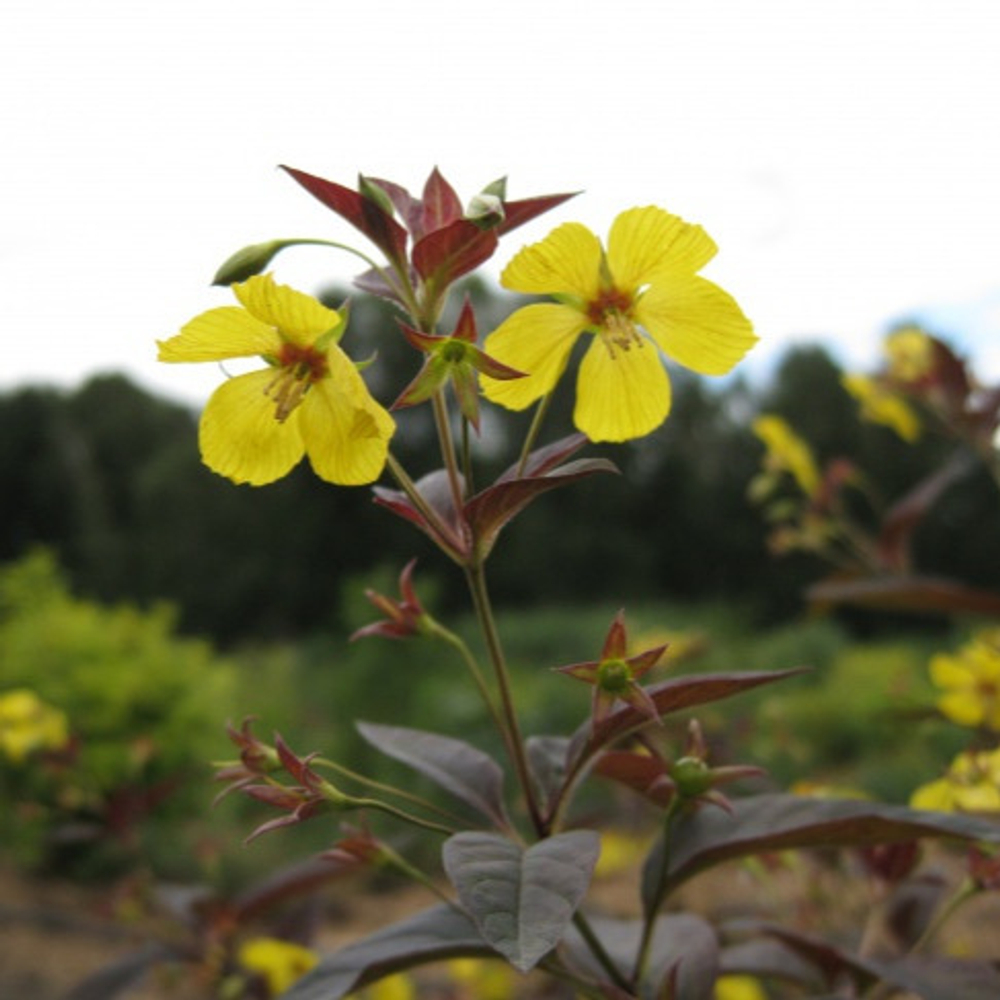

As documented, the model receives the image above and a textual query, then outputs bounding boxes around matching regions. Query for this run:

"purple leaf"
[356,722,508,828]
[283,904,490,999]
[442,830,599,972]
[421,167,464,234]
[807,573,1000,616]
[562,670,806,798]
[281,165,409,269]
[497,192,579,235]
[650,793,1000,902]
[465,457,618,560]
[411,218,499,293]
[564,914,718,1000]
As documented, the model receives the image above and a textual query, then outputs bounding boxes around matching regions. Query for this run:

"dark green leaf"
[442,830,599,972]
[357,722,507,828]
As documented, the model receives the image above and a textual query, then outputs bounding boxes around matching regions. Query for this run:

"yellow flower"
[158,274,394,486]
[0,689,69,762]
[751,415,820,497]
[445,960,514,1000]
[930,629,1000,730]
[237,937,318,996]
[910,747,1000,812]
[481,206,757,442]
[885,326,934,382]
[352,973,417,1000]
[715,975,768,1000]
[842,373,921,443]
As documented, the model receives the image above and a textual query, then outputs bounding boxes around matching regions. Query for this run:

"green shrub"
[0,549,238,874]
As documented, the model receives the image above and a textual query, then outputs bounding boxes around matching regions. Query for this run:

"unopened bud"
[212,240,296,286]
[465,192,505,230]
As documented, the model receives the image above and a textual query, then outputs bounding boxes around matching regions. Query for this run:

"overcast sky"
[4,0,999,407]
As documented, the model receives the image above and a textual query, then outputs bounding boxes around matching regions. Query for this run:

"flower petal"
[607,206,717,289]
[637,275,757,376]
[199,370,305,485]
[158,306,278,362]
[500,222,602,299]
[233,274,344,346]
[481,303,585,411]
[574,336,671,442]
[299,353,394,485]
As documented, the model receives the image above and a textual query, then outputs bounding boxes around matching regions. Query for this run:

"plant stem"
[353,796,456,836]
[428,621,509,754]
[385,453,464,563]
[312,757,468,827]
[431,390,466,516]
[572,911,633,994]
[464,561,543,834]
[516,393,554,476]
[632,799,682,985]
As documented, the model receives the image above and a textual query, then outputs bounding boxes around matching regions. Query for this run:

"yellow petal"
[937,690,985,727]
[574,335,670,442]
[929,652,972,690]
[637,275,757,376]
[233,273,344,346]
[158,306,278,362]
[500,222,602,300]
[910,778,955,811]
[300,373,394,486]
[481,303,586,411]
[199,370,305,485]
[606,206,717,290]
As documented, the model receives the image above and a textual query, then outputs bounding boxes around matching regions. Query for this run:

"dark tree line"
[3,284,998,645]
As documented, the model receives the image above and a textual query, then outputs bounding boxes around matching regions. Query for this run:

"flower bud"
[212,240,295,285]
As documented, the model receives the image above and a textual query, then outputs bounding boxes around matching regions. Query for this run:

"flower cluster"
[0,689,69,763]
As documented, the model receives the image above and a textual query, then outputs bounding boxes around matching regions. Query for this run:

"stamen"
[263,344,329,422]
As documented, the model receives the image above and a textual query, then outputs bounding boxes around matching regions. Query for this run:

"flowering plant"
[148,167,1000,1000]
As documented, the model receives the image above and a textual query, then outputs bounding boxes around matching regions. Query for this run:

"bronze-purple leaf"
[281,165,409,270]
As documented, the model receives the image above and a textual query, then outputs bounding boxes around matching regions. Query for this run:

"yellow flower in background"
[842,373,921,443]
[885,326,934,382]
[930,629,1000,730]
[0,689,69,762]
[352,973,416,1000]
[481,206,756,442]
[715,975,768,1000]
[445,959,514,1000]
[158,274,394,486]
[237,937,318,996]
[751,415,820,497]
[910,748,1000,812]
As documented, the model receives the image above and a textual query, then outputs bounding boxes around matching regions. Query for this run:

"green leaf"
[442,830,600,972]
[647,793,1000,903]
[356,722,508,828]
[283,904,490,1000]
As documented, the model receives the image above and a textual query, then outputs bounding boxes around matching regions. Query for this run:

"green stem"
[352,796,456,836]
[464,562,543,834]
[572,911,633,994]
[516,393,554,476]
[431,389,466,517]
[427,621,509,754]
[385,453,464,563]
[377,842,462,909]
[312,757,468,827]
[632,799,682,985]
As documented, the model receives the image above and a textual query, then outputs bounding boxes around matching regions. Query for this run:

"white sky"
[3,0,1000,407]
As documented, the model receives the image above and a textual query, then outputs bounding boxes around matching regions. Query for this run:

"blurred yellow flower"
[751,415,820,496]
[885,327,934,382]
[715,974,768,1000]
[158,274,394,486]
[930,629,1000,730]
[446,959,514,1000]
[911,747,1000,812]
[0,689,69,762]
[842,374,920,443]
[353,973,417,1000]
[481,206,756,442]
[237,936,318,996]
[593,828,653,878]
